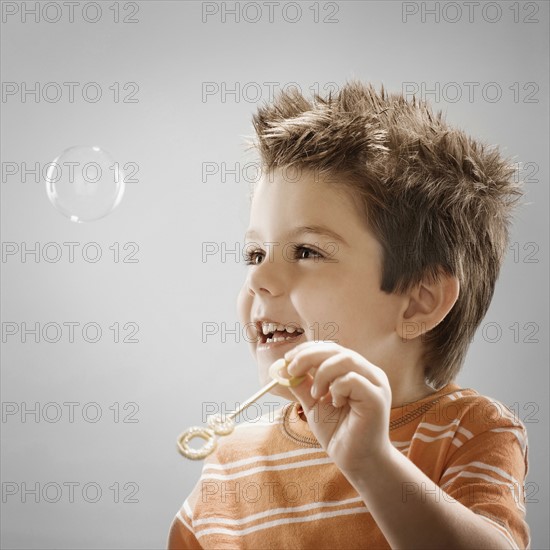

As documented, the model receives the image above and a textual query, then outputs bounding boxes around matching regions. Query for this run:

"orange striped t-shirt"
[167,382,530,549]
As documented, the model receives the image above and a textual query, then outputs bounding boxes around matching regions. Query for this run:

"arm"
[167,510,203,550]
[284,342,528,549]
[346,445,515,549]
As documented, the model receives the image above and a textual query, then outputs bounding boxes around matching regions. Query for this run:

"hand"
[284,341,393,476]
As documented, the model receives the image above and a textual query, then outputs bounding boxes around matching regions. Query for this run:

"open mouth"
[257,322,305,344]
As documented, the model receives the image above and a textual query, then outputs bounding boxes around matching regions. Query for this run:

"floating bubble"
[45,146,125,223]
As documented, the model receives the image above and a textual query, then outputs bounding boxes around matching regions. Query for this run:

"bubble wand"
[177,358,305,460]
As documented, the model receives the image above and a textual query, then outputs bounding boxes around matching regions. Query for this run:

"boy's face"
[237,168,406,400]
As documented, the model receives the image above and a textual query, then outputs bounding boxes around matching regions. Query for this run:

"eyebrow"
[244,225,348,246]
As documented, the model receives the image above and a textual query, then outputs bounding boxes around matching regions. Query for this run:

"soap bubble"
[45,146,125,223]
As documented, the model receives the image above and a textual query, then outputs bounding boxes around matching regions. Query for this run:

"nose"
[246,254,286,297]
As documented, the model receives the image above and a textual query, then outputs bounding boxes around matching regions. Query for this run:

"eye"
[242,244,326,265]
[291,244,324,261]
[243,249,265,265]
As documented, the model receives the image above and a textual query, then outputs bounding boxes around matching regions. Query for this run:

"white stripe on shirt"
[201,456,334,481]
[194,505,370,539]
[193,496,366,528]
[203,447,327,473]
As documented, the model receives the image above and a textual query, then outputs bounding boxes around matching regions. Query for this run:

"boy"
[168,81,530,548]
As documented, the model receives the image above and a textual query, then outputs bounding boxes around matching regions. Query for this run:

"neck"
[386,365,436,408]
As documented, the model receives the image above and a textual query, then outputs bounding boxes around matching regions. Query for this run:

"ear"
[396,269,460,340]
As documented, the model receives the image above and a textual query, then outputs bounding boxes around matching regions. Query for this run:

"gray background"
[1,1,548,548]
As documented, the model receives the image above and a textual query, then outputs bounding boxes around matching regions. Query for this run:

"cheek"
[291,286,344,341]
[237,286,259,345]
[238,283,262,343]
[292,276,386,345]
[237,284,252,324]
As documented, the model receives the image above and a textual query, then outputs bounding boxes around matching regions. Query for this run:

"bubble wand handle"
[226,378,279,422]
[176,358,305,460]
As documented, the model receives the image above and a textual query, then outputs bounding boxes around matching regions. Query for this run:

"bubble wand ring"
[177,358,305,460]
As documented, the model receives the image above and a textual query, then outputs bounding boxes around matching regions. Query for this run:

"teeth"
[261,321,304,335]
[266,335,297,343]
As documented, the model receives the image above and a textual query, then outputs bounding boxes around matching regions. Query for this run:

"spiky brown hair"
[246,79,523,389]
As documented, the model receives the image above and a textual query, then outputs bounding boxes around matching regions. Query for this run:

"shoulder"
[435,388,526,430]
[429,388,529,458]
[430,391,532,550]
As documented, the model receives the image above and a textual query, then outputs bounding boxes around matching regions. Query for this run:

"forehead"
[250,168,361,222]
[247,168,383,258]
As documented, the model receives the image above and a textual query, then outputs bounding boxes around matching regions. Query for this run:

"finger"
[314,350,389,398]
[289,378,342,425]
[284,339,339,364]
[310,352,380,399]
[329,372,373,409]
[286,370,318,412]
[281,359,336,414]
[285,341,342,378]
[288,347,385,401]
